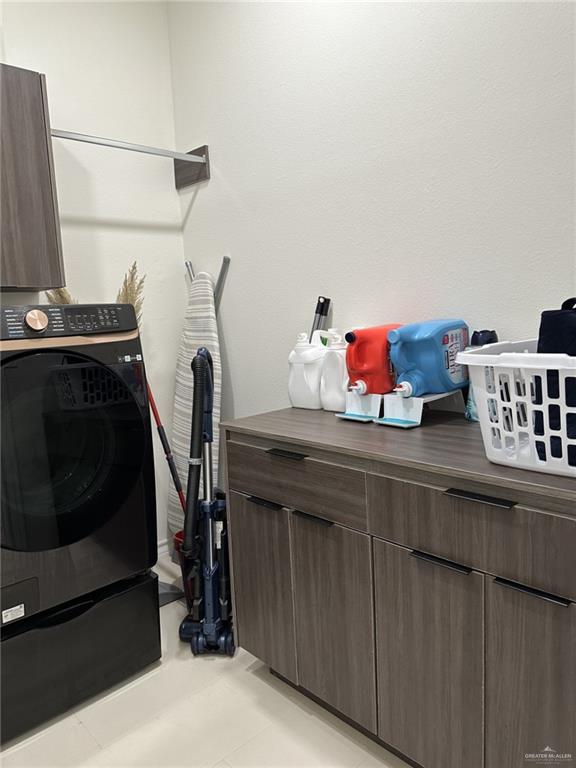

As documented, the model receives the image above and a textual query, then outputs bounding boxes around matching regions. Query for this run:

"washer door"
[1,351,146,552]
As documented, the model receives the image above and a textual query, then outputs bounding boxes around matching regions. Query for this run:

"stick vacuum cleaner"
[177,347,235,656]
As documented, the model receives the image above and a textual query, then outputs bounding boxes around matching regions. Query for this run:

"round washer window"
[1,351,146,552]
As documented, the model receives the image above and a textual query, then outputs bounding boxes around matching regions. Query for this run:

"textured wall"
[168,1,575,420]
[1,2,574,545]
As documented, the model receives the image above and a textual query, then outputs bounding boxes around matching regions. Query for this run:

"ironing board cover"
[167,271,221,537]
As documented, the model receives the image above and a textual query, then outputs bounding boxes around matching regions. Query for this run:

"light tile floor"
[1,557,410,768]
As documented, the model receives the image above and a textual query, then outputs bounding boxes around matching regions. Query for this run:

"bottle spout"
[394,381,413,398]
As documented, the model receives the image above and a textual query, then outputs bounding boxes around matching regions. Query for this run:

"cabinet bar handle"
[493,577,570,607]
[292,510,334,527]
[444,488,516,509]
[246,496,283,511]
[266,448,308,461]
[410,550,472,575]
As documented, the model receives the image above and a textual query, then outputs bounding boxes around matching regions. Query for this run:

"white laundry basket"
[457,340,576,478]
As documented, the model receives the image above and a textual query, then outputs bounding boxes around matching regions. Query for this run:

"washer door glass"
[1,351,146,552]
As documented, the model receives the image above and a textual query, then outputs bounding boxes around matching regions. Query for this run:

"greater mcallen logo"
[525,746,573,764]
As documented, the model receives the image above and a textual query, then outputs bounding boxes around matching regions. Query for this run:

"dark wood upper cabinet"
[228,492,298,683]
[290,511,377,733]
[373,538,484,768]
[486,577,576,768]
[1,63,65,290]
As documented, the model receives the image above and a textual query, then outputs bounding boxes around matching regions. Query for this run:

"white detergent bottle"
[288,333,326,409]
[320,329,348,412]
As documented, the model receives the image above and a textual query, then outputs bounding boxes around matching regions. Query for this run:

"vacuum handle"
[196,347,214,442]
[183,353,208,554]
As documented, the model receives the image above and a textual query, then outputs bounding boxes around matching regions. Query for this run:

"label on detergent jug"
[442,329,468,384]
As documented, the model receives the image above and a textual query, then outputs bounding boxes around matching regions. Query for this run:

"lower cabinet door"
[486,578,576,768]
[228,492,297,682]
[374,539,484,768]
[290,511,377,732]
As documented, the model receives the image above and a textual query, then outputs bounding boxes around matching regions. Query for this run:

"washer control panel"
[0,304,138,340]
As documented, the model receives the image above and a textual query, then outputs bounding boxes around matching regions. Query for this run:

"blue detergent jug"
[389,320,469,397]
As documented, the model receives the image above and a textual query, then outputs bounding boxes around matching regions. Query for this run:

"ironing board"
[168,271,222,537]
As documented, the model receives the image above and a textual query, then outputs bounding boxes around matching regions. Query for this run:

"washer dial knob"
[25,309,49,332]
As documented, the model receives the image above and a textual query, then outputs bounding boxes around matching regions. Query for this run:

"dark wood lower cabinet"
[290,512,377,733]
[486,578,576,768]
[225,414,576,768]
[373,539,484,768]
[228,492,297,683]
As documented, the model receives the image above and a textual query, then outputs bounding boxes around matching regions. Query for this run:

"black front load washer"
[0,304,157,627]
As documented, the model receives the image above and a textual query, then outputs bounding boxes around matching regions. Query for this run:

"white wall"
[168,1,576,420]
[2,2,187,547]
[1,3,574,540]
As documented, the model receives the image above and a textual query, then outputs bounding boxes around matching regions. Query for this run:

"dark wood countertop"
[223,408,576,505]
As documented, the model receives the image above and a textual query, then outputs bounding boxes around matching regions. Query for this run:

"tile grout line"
[217,720,277,767]
[76,664,232,751]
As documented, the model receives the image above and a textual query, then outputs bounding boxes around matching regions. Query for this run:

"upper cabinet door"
[1,63,65,290]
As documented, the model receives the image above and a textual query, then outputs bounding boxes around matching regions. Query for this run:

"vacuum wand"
[310,296,331,341]
[182,346,214,557]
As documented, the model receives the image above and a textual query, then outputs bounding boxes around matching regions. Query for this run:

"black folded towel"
[538,297,576,356]
[536,298,576,445]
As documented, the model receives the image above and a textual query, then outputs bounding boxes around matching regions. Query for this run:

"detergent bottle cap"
[394,381,414,398]
[471,329,499,346]
[295,332,310,346]
[327,328,347,349]
[311,329,329,347]
[349,379,367,395]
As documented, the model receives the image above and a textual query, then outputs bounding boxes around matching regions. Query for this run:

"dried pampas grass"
[45,287,78,305]
[44,262,146,326]
[116,261,146,325]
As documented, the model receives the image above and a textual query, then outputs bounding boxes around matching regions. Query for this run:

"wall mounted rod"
[214,255,231,312]
[51,129,206,164]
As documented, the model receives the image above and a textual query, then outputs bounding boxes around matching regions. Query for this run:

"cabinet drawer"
[227,441,367,530]
[368,474,576,601]
[1,573,160,743]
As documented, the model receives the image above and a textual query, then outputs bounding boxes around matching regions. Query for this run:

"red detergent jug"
[345,324,402,395]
